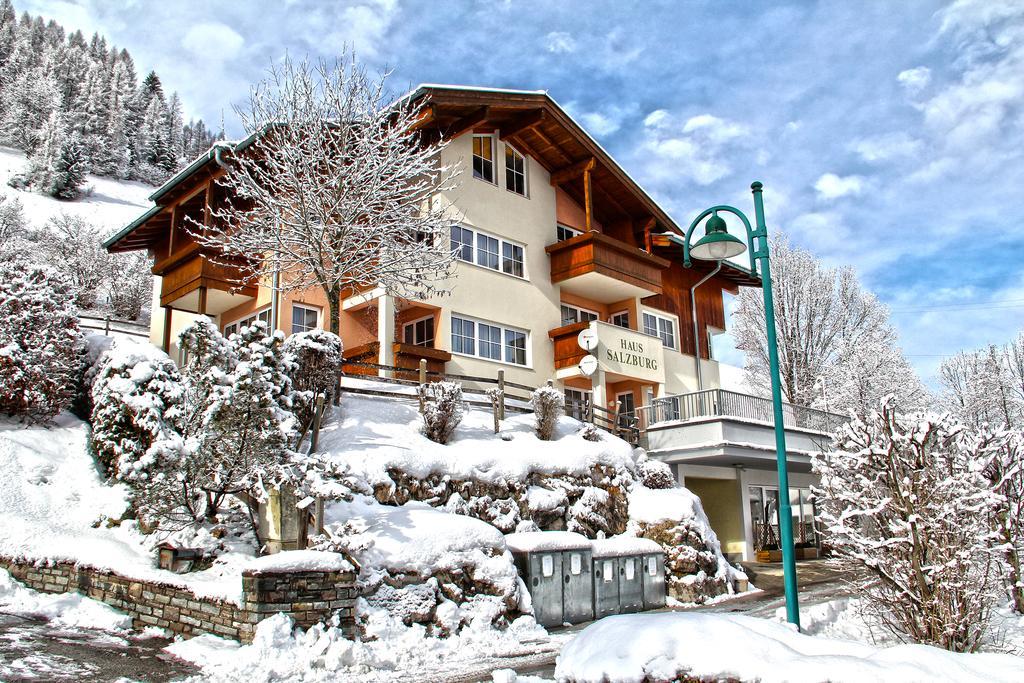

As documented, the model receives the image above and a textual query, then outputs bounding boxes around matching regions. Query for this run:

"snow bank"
[318,394,635,487]
[0,568,131,632]
[555,612,1024,683]
[0,412,255,604]
[504,531,591,553]
[247,550,354,575]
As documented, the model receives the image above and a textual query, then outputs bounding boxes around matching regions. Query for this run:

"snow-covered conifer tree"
[177,316,234,437]
[195,53,459,336]
[0,258,86,421]
[812,397,1002,651]
[282,328,343,426]
[530,385,564,441]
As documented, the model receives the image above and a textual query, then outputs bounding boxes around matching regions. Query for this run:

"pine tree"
[51,130,89,199]
[166,92,184,164]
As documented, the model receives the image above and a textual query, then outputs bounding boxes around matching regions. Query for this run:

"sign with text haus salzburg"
[592,321,665,384]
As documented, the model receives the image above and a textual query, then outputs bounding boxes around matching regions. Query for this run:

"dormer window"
[472,135,495,183]
[505,145,527,196]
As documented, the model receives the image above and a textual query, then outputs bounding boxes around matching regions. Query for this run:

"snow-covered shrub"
[37,214,111,309]
[419,382,464,444]
[578,422,601,442]
[530,385,563,441]
[637,458,674,489]
[177,316,234,436]
[89,345,184,479]
[283,328,343,426]
[0,259,86,421]
[812,397,1002,652]
[107,251,152,320]
[976,428,1024,614]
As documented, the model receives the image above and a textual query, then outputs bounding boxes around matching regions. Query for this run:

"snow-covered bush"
[107,251,152,320]
[283,328,343,426]
[89,345,184,479]
[0,259,86,421]
[530,385,563,441]
[812,397,1002,652]
[976,428,1024,614]
[177,316,235,436]
[578,422,601,442]
[637,458,675,490]
[37,214,111,309]
[419,382,464,444]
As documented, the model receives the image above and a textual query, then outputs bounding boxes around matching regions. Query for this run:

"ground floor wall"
[0,557,357,643]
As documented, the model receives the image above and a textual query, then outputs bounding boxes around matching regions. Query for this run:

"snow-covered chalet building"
[103,84,843,562]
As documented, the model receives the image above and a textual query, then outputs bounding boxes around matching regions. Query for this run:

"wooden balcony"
[153,244,257,313]
[548,321,590,370]
[545,231,669,303]
[342,341,452,380]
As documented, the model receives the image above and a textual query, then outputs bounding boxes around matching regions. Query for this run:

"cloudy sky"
[22,0,1024,382]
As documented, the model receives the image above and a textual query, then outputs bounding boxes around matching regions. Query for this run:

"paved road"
[0,612,197,682]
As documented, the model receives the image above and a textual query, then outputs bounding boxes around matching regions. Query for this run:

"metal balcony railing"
[635,388,847,436]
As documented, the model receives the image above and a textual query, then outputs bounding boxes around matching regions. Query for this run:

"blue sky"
[23,0,1024,382]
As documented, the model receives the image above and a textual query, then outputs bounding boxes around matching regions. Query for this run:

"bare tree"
[812,397,1002,652]
[194,53,459,336]
[733,232,922,413]
[940,333,1024,430]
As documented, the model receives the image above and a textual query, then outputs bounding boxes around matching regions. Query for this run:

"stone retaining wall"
[0,557,357,643]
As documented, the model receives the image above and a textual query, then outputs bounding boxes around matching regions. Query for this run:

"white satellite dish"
[578,354,598,376]
[577,328,599,351]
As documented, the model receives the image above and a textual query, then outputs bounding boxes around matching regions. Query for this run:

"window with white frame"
[561,304,598,326]
[451,314,529,366]
[472,135,495,183]
[224,306,271,338]
[505,145,527,196]
[403,316,435,347]
[610,310,630,328]
[556,223,581,242]
[450,225,526,279]
[565,388,592,421]
[642,311,677,350]
[291,304,319,334]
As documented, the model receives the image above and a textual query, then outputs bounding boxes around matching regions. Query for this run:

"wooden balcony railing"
[545,231,669,301]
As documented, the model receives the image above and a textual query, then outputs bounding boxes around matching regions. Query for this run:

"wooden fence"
[79,314,150,339]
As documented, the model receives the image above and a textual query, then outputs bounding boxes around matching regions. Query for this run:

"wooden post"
[583,168,593,232]
[162,306,172,353]
[497,369,506,421]
[418,359,427,414]
[198,286,208,316]
[104,316,111,336]
[310,394,325,453]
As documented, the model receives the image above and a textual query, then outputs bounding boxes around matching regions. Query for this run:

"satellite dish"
[578,354,598,376]
[577,328,599,351]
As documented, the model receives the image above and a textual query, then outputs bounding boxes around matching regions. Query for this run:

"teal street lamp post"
[682,181,801,629]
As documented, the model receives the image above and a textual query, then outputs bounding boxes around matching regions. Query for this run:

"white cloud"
[897,66,932,94]
[566,101,636,138]
[638,110,751,186]
[814,173,864,200]
[182,22,245,62]
[852,133,923,163]
[643,109,669,128]
[545,31,576,54]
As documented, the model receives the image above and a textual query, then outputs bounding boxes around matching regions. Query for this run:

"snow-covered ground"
[0,146,151,236]
[554,611,1024,683]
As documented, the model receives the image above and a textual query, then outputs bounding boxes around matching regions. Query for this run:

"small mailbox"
[591,537,664,617]
[506,531,593,628]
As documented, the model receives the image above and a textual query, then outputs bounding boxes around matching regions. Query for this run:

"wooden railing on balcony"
[547,321,590,370]
[545,231,669,293]
[342,341,452,380]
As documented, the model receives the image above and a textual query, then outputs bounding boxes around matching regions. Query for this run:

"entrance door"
[615,391,636,429]
[565,389,592,421]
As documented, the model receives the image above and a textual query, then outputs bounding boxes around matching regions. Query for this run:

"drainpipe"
[690,262,721,391]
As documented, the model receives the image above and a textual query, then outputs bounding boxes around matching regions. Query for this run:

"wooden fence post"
[497,369,506,421]
[310,394,325,453]
[418,359,427,414]
[104,316,111,336]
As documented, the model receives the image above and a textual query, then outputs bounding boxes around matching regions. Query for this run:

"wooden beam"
[550,156,596,186]
[445,106,489,139]
[410,104,437,131]
[198,285,208,316]
[641,216,656,253]
[499,109,545,140]
[162,306,172,353]
[584,167,593,232]
[530,125,573,165]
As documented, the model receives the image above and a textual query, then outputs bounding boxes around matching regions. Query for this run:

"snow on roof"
[590,536,663,558]
[504,531,591,553]
[245,550,353,575]
[555,612,1024,683]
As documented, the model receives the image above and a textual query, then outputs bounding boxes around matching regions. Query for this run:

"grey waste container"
[505,531,592,627]
[561,546,595,623]
[640,550,666,609]
[592,537,664,616]
[592,553,620,618]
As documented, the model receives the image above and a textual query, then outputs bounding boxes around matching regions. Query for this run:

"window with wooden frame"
[504,144,527,196]
[403,315,435,347]
[472,135,495,183]
[642,310,677,350]
[561,304,599,327]
[224,306,271,338]
[291,304,319,334]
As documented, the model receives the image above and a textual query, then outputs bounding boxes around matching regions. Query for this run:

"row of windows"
[451,225,525,278]
[473,135,527,197]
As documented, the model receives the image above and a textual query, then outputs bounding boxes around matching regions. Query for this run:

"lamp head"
[690,211,747,261]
